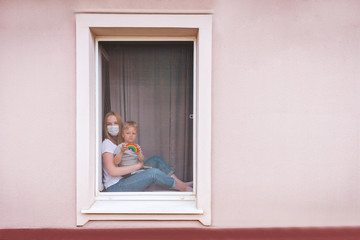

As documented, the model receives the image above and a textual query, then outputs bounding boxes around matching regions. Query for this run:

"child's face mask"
[107,125,119,136]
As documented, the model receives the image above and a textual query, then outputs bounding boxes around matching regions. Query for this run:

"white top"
[102,139,122,188]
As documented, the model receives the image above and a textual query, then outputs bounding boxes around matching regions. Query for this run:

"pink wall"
[1,0,360,228]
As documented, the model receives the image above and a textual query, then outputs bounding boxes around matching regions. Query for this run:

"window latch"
[189,114,194,120]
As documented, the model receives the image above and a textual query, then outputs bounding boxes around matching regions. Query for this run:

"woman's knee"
[144,156,163,167]
[147,155,163,162]
[146,168,162,176]
[152,156,167,164]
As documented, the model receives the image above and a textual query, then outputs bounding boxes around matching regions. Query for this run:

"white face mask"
[107,125,119,136]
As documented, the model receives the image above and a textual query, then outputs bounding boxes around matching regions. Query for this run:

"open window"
[76,13,212,226]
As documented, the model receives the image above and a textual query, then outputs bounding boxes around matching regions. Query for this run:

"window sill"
[81,199,203,214]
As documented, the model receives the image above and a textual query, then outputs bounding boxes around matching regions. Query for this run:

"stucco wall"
[1,0,360,228]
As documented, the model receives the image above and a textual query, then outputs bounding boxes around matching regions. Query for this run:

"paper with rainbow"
[126,143,139,153]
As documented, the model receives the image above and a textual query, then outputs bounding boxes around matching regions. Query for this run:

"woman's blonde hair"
[103,111,123,145]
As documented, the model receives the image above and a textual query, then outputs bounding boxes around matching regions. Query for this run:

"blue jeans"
[106,156,176,192]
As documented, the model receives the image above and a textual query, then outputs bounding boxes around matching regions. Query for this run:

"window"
[76,13,212,226]
[98,40,194,191]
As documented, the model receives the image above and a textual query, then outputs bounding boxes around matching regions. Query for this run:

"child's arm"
[135,145,152,169]
[136,144,145,162]
[114,144,127,165]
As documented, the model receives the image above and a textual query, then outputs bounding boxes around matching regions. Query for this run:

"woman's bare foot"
[185,181,193,187]
[170,174,192,191]
[173,178,191,191]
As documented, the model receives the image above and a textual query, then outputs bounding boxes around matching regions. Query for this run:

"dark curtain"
[101,50,111,118]
[101,42,193,182]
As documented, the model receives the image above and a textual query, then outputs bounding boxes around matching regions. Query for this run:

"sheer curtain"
[102,42,193,181]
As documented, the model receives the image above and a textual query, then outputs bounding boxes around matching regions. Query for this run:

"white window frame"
[76,13,212,226]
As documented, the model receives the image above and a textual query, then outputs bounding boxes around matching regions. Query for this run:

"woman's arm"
[103,152,143,177]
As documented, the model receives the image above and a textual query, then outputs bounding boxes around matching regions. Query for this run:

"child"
[113,121,148,175]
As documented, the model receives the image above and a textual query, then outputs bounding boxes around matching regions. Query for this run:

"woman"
[102,111,191,192]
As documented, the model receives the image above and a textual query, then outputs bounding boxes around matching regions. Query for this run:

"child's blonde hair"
[122,121,138,132]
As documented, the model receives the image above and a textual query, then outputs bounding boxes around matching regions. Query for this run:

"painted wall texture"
[1,0,360,228]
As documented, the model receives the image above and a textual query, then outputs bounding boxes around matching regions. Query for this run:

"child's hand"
[135,144,145,162]
[136,144,142,153]
[120,144,127,153]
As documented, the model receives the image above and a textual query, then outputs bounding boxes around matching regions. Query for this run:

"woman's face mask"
[107,125,119,136]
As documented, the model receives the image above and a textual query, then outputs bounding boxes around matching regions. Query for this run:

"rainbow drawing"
[126,143,139,152]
